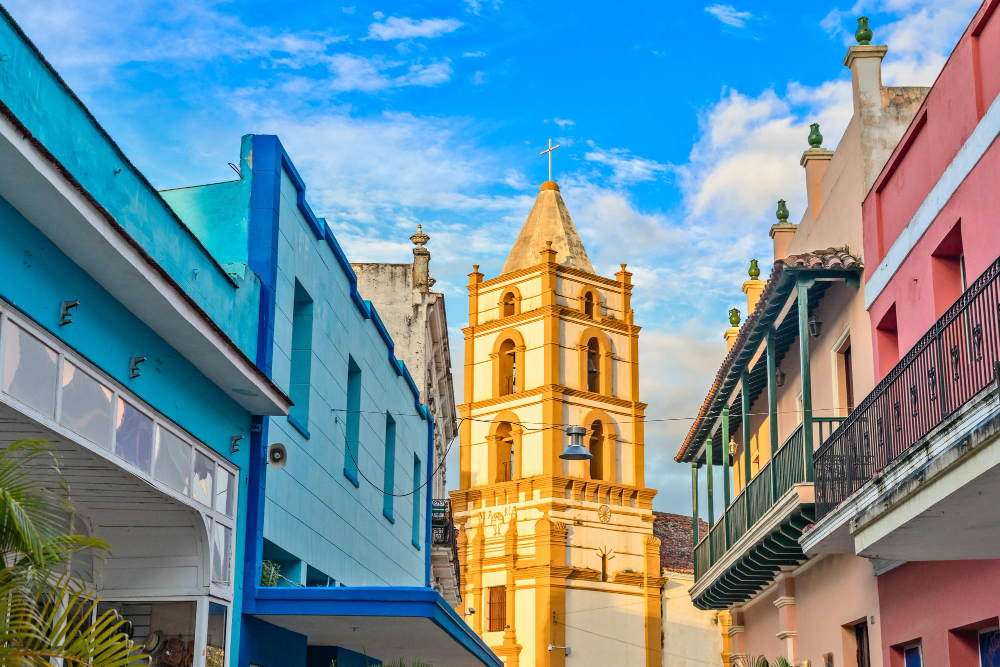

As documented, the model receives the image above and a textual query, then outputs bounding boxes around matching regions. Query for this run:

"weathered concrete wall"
[353,250,458,501]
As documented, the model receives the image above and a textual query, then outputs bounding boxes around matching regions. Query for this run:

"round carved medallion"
[598,504,612,523]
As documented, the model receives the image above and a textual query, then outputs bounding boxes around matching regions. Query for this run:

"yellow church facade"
[450,180,663,667]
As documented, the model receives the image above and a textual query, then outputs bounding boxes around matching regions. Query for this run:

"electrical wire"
[331,405,852,428]
[337,415,560,498]
[556,620,724,665]
[327,402,848,497]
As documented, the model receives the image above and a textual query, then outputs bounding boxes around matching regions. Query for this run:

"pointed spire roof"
[501,181,594,275]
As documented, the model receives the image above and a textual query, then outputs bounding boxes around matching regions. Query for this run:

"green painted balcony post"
[721,409,732,551]
[741,369,752,488]
[705,439,714,545]
[721,410,731,508]
[797,277,816,482]
[767,328,779,501]
[691,463,699,547]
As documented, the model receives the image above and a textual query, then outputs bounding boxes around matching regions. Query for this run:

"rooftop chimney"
[725,308,741,351]
[411,224,431,291]
[770,199,796,261]
[845,16,890,192]
[742,260,765,315]
[800,124,834,220]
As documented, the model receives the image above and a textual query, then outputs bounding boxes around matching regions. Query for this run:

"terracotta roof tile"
[653,511,708,572]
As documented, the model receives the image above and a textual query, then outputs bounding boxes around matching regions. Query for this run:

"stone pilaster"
[773,568,798,663]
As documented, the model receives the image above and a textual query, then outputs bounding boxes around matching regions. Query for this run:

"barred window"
[487,585,506,632]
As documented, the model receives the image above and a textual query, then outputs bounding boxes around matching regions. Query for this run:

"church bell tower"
[450,177,662,667]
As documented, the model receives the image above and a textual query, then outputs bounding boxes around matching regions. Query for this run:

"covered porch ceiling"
[0,400,213,597]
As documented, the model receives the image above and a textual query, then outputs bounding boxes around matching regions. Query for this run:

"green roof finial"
[729,308,741,327]
[776,199,790,223]
[808,123,823,149]
[749,259,760,281]
[855,16,873,45]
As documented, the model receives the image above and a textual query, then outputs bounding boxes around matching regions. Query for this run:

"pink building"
[675,16,930,667]
[804,2,1000,666]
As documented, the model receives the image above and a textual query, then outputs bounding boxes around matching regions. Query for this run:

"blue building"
[0,6,289,665]
[1,6,498,666]
[164,135,496,666]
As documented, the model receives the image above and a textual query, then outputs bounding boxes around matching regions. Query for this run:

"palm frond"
[0,572,145,666]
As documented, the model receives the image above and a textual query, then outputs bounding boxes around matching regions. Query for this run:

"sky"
[5,0,981,514]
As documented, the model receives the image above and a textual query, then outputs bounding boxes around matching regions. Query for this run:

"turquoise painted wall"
[0,195,256,665]
[260,165,427,587]
[0,9,264,660]
[0,7,260,360]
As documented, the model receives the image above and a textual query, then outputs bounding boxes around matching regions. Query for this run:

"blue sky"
[6,0,980,513]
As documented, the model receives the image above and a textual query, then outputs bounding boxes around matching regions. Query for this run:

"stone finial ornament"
[748,259,760,280]
[729,308,741,327]
[410,224,429,248]
[855,16,873,45]
[808,123,823,149]
[776,199,790,223]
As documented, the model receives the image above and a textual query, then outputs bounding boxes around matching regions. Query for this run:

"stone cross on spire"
[540,138,561,182]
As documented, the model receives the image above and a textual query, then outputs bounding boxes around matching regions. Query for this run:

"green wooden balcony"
[693,417,844,586]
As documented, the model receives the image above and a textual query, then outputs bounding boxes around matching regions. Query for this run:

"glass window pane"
[215,468,234,517]
[59,362,112,448]
[3,323,58,417]
[97,600,195,660]
[212,523,231,584]
[191,450,214,506]
[207,603,228,667]
[153,427,191,494]
[982,629,1000,667]
[115,398,153,472]
[904,647,922,667]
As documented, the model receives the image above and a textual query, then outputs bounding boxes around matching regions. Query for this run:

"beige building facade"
[451,180,663,666]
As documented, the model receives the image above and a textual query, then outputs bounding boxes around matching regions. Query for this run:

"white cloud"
[472,71,488,86]
[321,54,453,92]
[341,6,356,14]
[822,0,980,86]
[366,16,463,41]
[463,0,501,14]
[2,0,342,83]
[553,117,575,128]
[462,51,486,58]
[584,146,669,186]
[639,326,728,511]
[705,4,753,28]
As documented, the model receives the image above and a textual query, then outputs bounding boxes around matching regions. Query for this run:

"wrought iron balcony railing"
[694,417,843,580]
[814,256,1000,520]
[431,499,461,587]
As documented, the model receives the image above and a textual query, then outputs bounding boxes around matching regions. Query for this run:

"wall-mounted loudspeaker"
[267,442,287,469]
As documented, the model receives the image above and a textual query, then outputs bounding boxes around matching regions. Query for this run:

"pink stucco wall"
[742,555,882,665]
[877,560,1000,666]
[863,1,1000,380]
